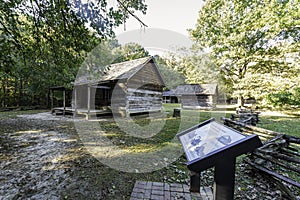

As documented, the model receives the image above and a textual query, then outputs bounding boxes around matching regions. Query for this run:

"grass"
[258,115,300,137]
[0,109,48,120]
[98,103,236,154]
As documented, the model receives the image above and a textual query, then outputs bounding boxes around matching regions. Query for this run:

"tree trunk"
[1,79,6,107]
[19,78,23,107]
[46,89,50,108]
[237,95,244,107]
[14,80,18,106]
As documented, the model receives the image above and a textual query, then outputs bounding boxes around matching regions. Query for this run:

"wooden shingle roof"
[75,56,157,85]
[175,84,218,95]
[162,89,176,97]
[102,57,152,80]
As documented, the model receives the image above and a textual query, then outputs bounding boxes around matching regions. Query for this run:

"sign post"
[177,118,262,200]
[213,157,236,199]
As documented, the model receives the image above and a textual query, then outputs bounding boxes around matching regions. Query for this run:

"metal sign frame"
[177,118,262,199]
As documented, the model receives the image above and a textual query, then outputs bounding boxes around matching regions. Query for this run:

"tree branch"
[116,0,148,28]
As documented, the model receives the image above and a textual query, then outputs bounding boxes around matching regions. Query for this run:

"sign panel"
[177,118,263,199]
[177,118,246,162]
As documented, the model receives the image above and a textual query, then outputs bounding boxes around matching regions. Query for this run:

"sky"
[115,0,204,36]
[113,0,205,55]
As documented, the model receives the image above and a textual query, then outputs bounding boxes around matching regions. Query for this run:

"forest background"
[0,0,299,109]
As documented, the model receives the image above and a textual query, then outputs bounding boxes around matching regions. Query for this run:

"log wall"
[123,61,164,116]
[181,95,216,109]
[126,88,162,115]
[111,81,127,116]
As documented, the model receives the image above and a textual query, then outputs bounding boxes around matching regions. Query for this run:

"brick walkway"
[130,181,213,200]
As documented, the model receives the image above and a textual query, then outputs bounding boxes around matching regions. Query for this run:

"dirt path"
[0,117,107,200]
[0,114,171,200]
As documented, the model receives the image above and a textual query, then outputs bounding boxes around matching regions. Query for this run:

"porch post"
[63,88,66,116]
[51,89,54,113]
[74,87,77,114]
[87,85,91,119]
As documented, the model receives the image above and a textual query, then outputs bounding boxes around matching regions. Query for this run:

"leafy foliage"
[267,87,300,108]
[112,42,150,63]
[0,0,147,107]
[157,48,222,94]
[190,0,300,106]
[77,42,150,84]
[153,56,185,90]
[166,51,219,85]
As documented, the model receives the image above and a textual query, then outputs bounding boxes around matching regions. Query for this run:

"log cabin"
[175,84,218,109]
[73,56,165,117]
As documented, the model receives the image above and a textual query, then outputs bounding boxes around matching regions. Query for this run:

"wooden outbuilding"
[175,84,218,109]
[162,89,179,103]
[50,86,73,115]
[73,56,165,117]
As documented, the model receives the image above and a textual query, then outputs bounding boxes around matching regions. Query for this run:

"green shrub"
[291,87,300,106]
[267,87,300,108]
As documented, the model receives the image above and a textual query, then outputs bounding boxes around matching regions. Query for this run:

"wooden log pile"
[222,117,300,199]
[231,108,260,126]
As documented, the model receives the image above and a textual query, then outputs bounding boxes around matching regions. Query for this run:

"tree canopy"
[163,49,219,85]
[190,0,300,106]
[112,42,150,63]
[153,55,185,90]
[0,0,147,107]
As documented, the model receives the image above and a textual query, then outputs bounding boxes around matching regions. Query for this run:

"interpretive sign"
[177,118,261,171]
[177,118,262,200]
[178,119,246,162]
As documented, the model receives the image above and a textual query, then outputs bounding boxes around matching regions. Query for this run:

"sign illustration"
[178,119,246,162]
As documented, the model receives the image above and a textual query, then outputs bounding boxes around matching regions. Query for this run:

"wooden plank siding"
[111,81,127,116]
[126,88,162,115]
[123,59,164,116]
[176,84,218,110]
[181,95,214,109]
[128,61,164,88]
[74,85,88,109]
